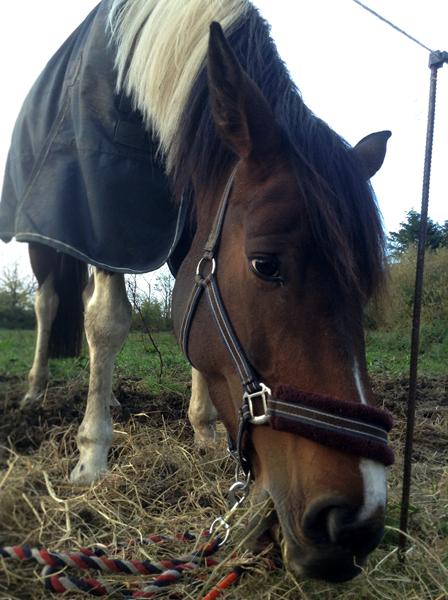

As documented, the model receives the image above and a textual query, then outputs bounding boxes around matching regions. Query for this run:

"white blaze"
[353,357,368,405]
[353,359,387,519]
[358,458,387,520]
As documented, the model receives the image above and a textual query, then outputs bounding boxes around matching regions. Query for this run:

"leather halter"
[179,166,394,477]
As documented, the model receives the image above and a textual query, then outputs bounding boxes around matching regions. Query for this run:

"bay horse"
[2,0,394,582]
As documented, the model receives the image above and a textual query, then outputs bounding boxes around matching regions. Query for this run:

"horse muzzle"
[278,497,385,582]
[283,543,364,583]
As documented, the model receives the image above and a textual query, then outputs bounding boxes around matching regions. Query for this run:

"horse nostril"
[328,508,384,554]
[327,506,357,544]
[303,499,384,553]
[302,498,352,544]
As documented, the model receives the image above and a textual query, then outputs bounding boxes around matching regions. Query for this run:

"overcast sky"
[1,0,447,275]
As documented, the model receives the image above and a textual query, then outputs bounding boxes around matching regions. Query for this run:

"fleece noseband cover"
[266,384,395,466]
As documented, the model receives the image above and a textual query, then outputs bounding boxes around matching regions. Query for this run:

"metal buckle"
[243,383,271,425]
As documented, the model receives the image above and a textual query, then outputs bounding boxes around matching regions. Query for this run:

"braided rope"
[201,567,243,600]
[0,532,243,598]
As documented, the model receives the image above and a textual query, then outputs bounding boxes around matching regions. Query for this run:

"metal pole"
[398,51,448,552]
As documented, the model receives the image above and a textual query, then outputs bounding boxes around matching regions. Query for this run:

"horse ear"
[207,22,280,159]
[352,130,391,179]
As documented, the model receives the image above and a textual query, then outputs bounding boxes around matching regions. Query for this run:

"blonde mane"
[108,0,248,174]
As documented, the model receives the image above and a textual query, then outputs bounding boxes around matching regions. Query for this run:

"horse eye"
[250,256,281,281]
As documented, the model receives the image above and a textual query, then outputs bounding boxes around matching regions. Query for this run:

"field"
[0,328,447,600]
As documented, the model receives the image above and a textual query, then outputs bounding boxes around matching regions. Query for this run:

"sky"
[0,0,447,277]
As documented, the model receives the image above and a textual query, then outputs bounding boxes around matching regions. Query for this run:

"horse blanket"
[0,1,187,274]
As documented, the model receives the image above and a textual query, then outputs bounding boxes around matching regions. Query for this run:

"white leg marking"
[188,368,217,447]
[70,270,131,484]
[353,358,387,519]
[21,274,59,407]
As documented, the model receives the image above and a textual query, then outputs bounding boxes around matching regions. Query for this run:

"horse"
[0,0,394,582]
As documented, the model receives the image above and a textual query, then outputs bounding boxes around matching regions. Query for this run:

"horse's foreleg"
[21,274,59,407]
[188,368,217,447]
[70,269,130,484]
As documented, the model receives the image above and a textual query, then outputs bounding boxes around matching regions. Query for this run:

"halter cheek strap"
[179,166,394,477]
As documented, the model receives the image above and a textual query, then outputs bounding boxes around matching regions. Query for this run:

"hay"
[0,375,447,599]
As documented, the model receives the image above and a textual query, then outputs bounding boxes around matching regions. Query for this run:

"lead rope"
[1,465,276,598]
[0,531,254,598]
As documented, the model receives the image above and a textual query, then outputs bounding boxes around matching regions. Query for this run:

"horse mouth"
[248,502,366,583]
[283,542,365,583]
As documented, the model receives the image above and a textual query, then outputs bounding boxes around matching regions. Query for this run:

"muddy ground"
[0,375,188,459]
[1,374,446,463]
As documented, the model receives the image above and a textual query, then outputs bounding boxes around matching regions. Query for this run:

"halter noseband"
[179,166,394,477]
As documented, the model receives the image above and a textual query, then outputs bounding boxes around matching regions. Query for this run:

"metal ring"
[196,256,216,280]
[209,516,231,546]
[228,479,249,510]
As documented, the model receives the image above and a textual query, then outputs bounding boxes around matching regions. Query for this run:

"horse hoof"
[109,393,121,408]
[20,392,43,409]
[193,424,217,449]
[70,461,108,485]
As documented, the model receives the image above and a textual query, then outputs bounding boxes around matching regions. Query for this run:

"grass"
[366,320,448,377]
[0,327,447,599]
[1,324,446,391]
[0,329,191,396]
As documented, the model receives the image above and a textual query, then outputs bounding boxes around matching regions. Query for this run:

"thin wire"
[352,0,433,53]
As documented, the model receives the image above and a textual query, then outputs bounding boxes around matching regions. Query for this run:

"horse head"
[173,22,392,583]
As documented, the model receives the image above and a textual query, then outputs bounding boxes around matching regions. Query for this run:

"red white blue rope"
[0,531,244,598]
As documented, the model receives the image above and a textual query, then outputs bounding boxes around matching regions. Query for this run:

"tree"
[0,264,36,328]
[137,298,165,331]
[441,220,448,248]
[388,210,446,256]
[126,273,172,332]
[154,269,175,329]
